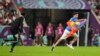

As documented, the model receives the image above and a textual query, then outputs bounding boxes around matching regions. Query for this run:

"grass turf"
[0,46,100,56]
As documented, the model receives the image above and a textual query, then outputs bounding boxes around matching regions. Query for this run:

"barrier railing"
[91,10,100,24]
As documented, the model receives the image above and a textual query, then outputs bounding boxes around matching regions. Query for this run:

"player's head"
[37,21,41,25]
[59,23,62,26]
[48,22,52,26]
[73,12,79,18]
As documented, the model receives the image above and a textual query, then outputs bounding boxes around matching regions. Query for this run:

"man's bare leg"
[70,37,78,46]
[51,30,70,51]
[51,39,63,51]
[67,33,78,49]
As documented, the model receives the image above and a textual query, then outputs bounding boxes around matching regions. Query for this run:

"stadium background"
[0,0,100,46]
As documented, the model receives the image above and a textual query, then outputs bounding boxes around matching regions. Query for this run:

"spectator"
[95,0,100,5]
[88,26,94,46]
[55,23,64,45]
[97,13,100,20]
[87,0,96,9]
[95,5,100,14]
[0,2,5,24]
[92,29,100,46]
[3,0,14,11]
[87,0,100,21]
[4,10,16,24]
[35,22,43,46]
[46,22,54,46]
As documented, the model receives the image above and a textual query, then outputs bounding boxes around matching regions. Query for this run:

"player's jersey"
[67,19,87,38]
[35,25,43,36]
[68,17,77,27]
[65,17,77,31]
[57,26,64,36]
[70,17,77,22]
[65,26,70,31]
[46,26,53,36]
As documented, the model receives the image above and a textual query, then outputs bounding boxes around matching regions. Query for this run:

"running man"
[66,19,87,49]
[3,14,24,53]
[51,12,86,51]
[51,19,86,51]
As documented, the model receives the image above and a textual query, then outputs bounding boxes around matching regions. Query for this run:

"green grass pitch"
[0,46,100,56]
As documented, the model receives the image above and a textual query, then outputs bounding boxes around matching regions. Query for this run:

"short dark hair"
[73,12,79,15]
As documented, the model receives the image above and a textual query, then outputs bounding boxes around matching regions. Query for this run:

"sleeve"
[70,18,76,22]
[78,19,87,28]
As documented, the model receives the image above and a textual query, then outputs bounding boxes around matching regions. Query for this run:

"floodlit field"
[0,46,100,56]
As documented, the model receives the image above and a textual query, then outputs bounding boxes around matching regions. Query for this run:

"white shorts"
[60,30,78,40]
[60,30,70,40]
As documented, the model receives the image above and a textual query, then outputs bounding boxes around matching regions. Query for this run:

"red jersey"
[57,26,64,37]
[35,25,43,36]
[46,26,53,36]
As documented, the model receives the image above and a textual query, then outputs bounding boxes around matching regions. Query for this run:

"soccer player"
[51,12,83,51]
[66,19,87,49]
[51,19,86,51]
[3,14,24,53]
[67,19,87,38]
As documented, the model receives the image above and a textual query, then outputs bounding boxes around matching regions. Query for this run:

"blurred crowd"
[33,22,65,46]
[87,0,100,46]
[0,0,66,46]
[87,0,100,21]
[0,0,18,25]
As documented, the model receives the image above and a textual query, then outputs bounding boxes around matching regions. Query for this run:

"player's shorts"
[60,30,78,40]
[67,27,78,38]
[60,30,70,40]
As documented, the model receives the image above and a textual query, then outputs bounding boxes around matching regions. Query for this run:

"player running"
[2,14,24,53]
[51,19,86,51]
[66,19,87,49]
[51,12,86,51]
